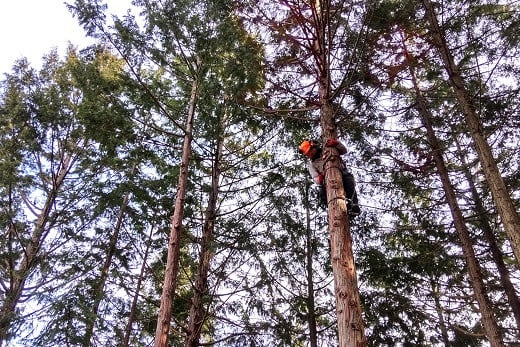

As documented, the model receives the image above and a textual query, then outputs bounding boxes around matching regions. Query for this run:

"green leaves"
[2,0,520,345]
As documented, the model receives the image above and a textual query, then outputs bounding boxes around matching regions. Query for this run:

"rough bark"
[154,76,199,347]
[422,0,520,266]
[313,0,366,345]
[406,48,504,346]
[321,102,366,347]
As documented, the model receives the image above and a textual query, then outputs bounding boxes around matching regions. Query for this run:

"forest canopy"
[0,0,519,346]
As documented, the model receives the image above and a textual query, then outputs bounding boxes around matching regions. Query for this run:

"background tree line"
[0,0,519,346]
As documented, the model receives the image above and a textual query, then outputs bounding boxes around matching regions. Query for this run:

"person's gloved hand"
[317,174,324,185]
[325,138,339,147]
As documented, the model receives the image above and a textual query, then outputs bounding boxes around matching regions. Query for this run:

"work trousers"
[319,172,358,208]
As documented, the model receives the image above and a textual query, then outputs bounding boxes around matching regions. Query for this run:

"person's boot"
[343,173,360,219]
[347,199,360,220]
[319,185,327,208]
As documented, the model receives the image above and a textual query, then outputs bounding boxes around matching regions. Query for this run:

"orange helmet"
[299,140,314,155]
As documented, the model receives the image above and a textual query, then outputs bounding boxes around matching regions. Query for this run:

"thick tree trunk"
[185,131,223,347]
[313,1,366,345]
[407,53,504,346]
[154,76,199,347]
[0,152,73,346]
[321,102,366,347]
[422,0,520,266]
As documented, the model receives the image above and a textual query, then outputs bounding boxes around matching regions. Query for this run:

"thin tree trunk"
[155,75,199,347]
[122,224,155,347]
[313,1,366,345]
[85,164,137,346]
[185,128,223,347]
[454,137,520,331]
[405,43,504,345]
[431,280,451,346]
[422,0,520,266]
[0,152,73,346]
[305,184,318,347]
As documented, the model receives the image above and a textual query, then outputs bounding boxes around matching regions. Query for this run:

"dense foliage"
[0,0,519,346]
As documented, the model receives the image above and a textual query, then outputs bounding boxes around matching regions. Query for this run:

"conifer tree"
[4,0,517,345]
[454,136,520,332]
[238,1,371,344]
[421,0,520,266]
[406,49,504,345]
[71,1,276,346]
[0,47,135,346]
[359,0,520,343]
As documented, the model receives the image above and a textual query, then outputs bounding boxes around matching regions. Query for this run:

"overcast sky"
[0,0,131,75]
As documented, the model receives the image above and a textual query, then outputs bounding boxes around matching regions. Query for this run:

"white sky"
[0,0,131,75]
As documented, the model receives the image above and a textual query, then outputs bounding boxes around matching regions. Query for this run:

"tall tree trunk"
[122,224,155,347]
[313,1,366,345]
[422,0,520,266]
[454,137,520,331]
[155,75,200,347]
[85,164,136,346]
[321,102,366,347]
[405,45,504,345]
[305,184,318,347]
[0,152,73,346]
[185,128,223,347]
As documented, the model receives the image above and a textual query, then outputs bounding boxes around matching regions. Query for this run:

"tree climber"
[299,139,361,219]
